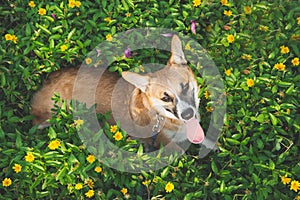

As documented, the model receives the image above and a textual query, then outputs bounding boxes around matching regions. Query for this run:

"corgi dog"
[31,35,205,151]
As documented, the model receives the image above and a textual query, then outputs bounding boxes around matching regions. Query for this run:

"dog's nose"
[181,108,194,120]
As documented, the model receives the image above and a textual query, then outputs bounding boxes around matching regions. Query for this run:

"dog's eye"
[161,92,173,102]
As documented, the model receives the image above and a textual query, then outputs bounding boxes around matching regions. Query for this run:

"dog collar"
[151,114,164,149]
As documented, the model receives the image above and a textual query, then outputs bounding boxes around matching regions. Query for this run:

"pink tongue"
[186,118,205,144]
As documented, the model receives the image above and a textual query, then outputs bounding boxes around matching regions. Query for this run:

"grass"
[0,0,299,199]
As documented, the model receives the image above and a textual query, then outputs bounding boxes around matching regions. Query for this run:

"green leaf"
[49,39,55,49]
[121,0,129,10]
[15,130,22,149]
[0,127,5,140]
[48,127,57,139]
[161,166,170,178]
[241,137,250,145]
[174,19,185,29]
[56,165,68,182]
[25,23,32,36]
[31,163,45,172]
[0,73,6,87]
[67,28,76,41]
[211,160,219,174]
[257,113,266,123]
[226,138,240,145]
[220,180,226,193]
[36,23,52,35]
[269,113,278,126]
[285,84,294,95]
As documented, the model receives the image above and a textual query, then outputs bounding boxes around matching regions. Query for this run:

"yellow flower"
[104,17,112,23]
[106,34,113,41]
[206,107,214,112]
[246,78,254,87]
[274,63,286,71]
[86,179,94,188]
[75,1,81,8]
[241,54,252,60]
[110,125,118,133]
[75,183,83,190]
[258,25,269,32]
[125,13,131,17]
[281,175,291,185]
[291,57,299,66]
[142,180,151,186]
[2,178,12,187]
[280,45,290,54]
[48,139,61,150]
[223,10,232,16]
[204,91,210,99]
[68,0,76,8]
[244,6,251,14]
[74,119,84,126]
[220,0,229,6]
[225,68,231,76]
[290,180,300,192]
[85,189,95,198]
[193,0,201,7]
[85,57,92,65]
[165,182,174,193]
[25,152,35,162]
[11,35,17,43]
[185,44,191,51]
[227,34,234,43]
[94,166,102,173]
[12,164,22,173]
[28,1,36,8]
[5,34,17,43]
[121,188,128,195]
[113,131,123,141]
[38,8,47,16]
[60,45,68,52]
[86,155,96,163]
[297,17,300,25]
[5,34,12,41]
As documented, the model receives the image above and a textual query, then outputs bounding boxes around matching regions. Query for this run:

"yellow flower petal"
[2,178,12,187]
[75,183,83,190]
[38,8,47,16]
[86,155,96,163]
[165,182,174,193]
[12,164,22,173]
[85,189,95,198]
[25,152,35,162]
[246,78,254,87]
[121,188,128,195]
[227,34,234,43]
[193,0,201,7]
[113,131,123,141]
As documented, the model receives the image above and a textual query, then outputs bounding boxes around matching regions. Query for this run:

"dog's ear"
[169,35,187,65]
[122,72,149,92]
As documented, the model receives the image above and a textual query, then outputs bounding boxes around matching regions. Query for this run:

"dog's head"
[122,35,204,144]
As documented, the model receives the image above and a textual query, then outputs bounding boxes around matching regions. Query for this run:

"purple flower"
[51,13,57,21]
[96,49,102,57]
[190,20,196,35]
[124,47,131,58]
[160,33,173,37]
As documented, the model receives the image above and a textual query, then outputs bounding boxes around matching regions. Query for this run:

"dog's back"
[31,67,121,125]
